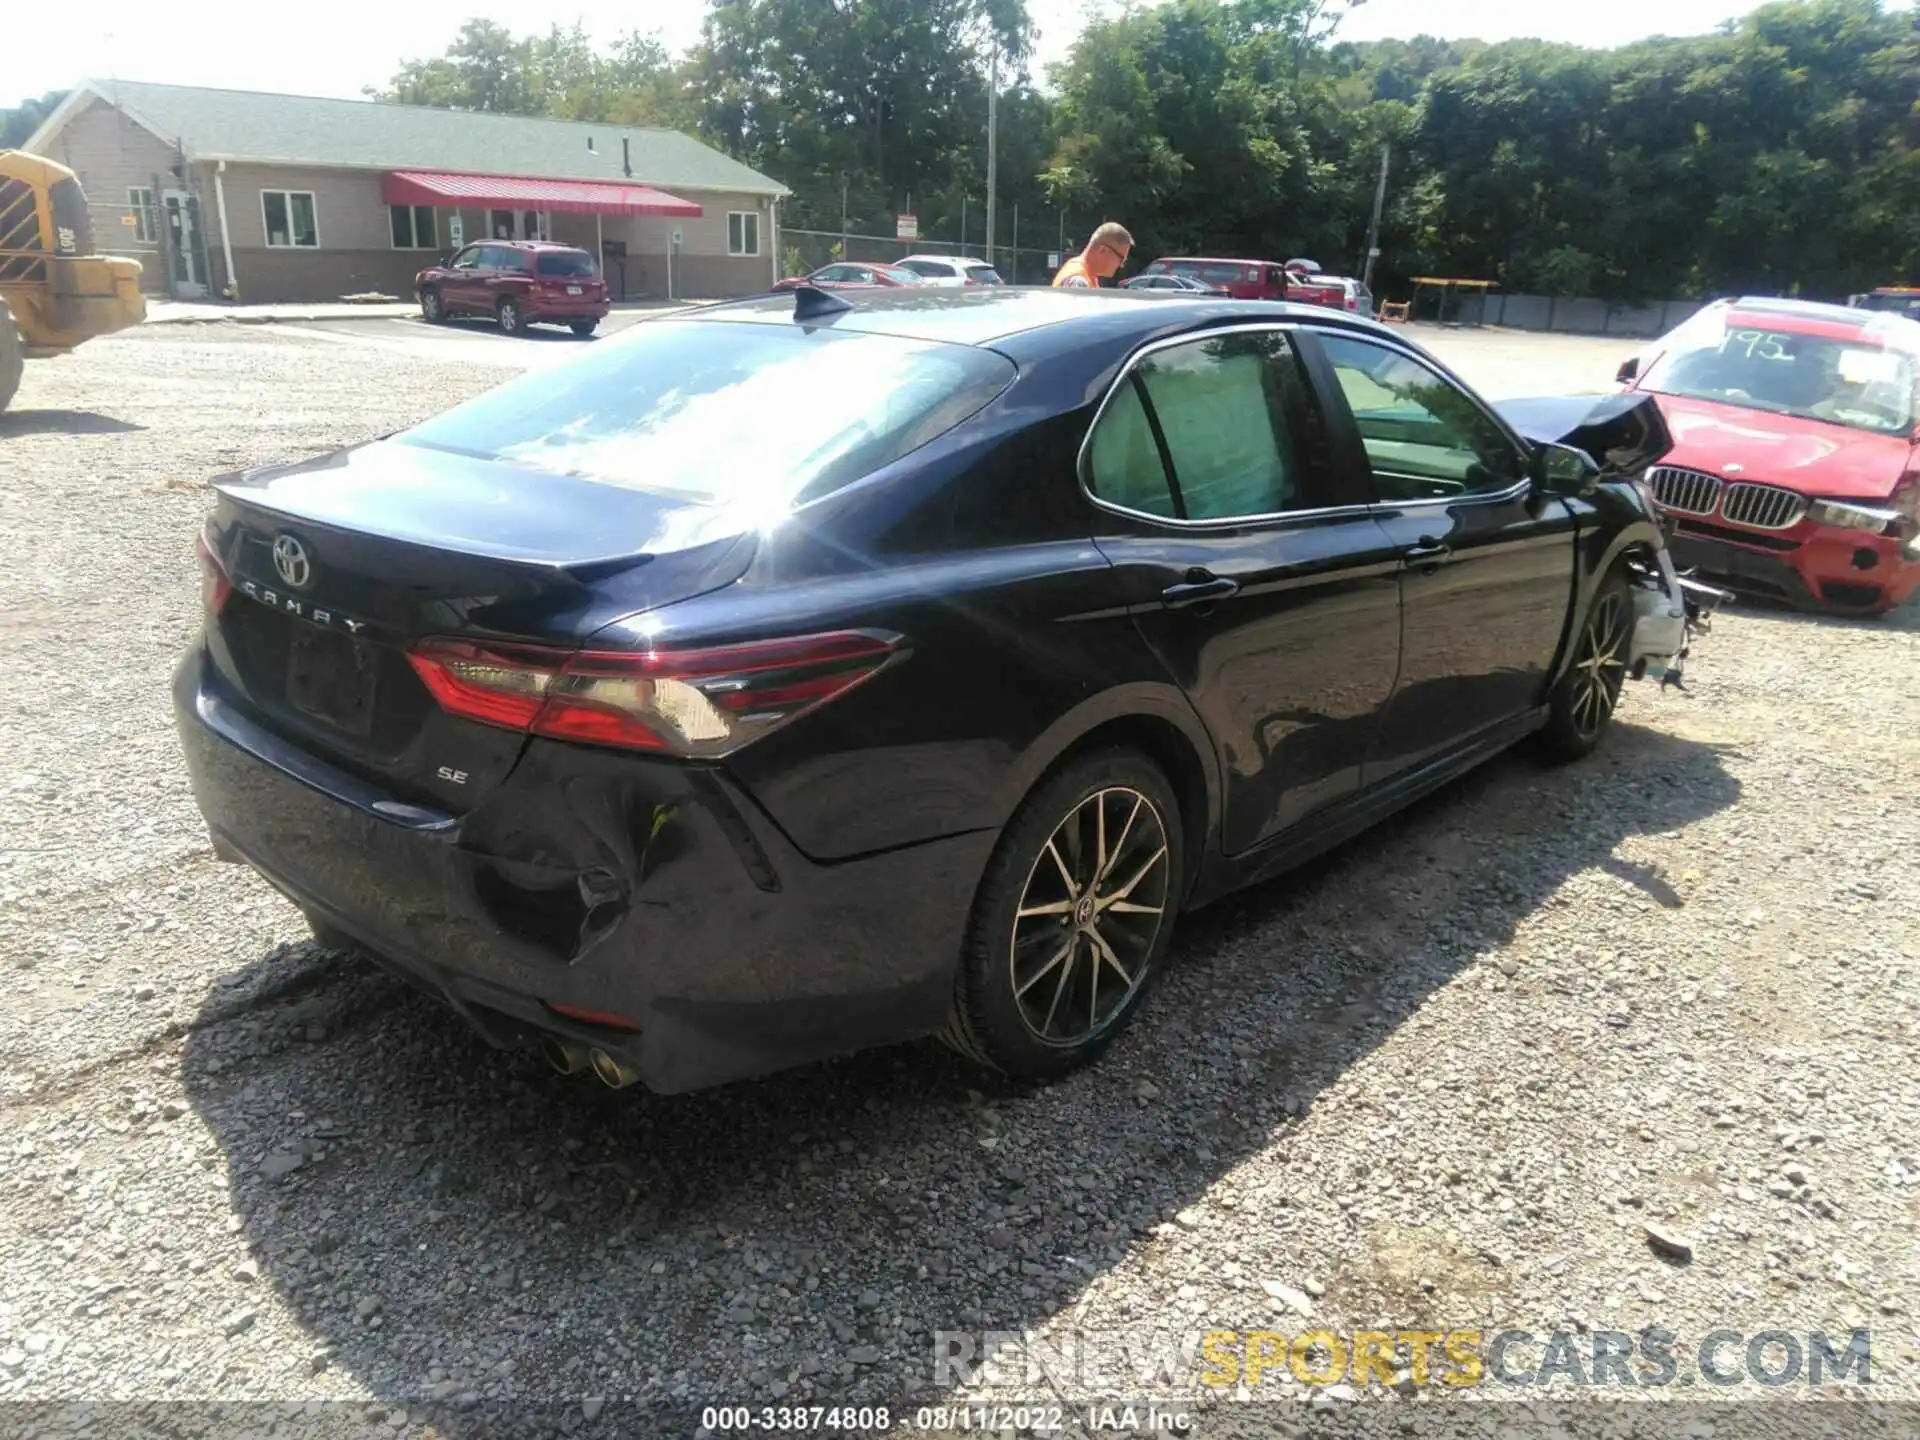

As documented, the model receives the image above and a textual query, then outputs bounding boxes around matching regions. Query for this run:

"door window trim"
[1076,322,1375,531]
[1299,324,1535,509]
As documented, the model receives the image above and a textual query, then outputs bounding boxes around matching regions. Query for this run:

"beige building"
[24,80,790,304]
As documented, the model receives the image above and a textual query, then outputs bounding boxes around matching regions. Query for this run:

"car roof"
[1698,295,1920,352]
[676,285,1397,349]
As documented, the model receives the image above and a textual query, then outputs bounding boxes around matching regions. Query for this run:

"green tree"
[1,90,69,149]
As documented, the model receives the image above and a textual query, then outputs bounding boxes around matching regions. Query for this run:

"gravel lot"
[1,320,1916,1436]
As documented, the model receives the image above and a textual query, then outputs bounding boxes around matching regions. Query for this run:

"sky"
[2,0,1800,111]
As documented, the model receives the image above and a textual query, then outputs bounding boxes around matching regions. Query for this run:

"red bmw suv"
[415,241,611,337]
[1618,297,1920,615]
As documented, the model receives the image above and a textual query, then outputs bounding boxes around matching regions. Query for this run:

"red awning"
[381,171,703,218]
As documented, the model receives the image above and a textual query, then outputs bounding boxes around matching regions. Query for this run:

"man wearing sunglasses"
[1052,222,1134,288]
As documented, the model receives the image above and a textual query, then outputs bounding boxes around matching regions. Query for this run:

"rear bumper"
[173,645,992,1093]
[1668,522,1920,615]
[523,297,611,322]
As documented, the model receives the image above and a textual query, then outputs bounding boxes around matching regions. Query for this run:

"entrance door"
[163,191,205,296]
[488,209,516,241]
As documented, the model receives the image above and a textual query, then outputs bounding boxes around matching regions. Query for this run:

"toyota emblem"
[272,534,313,590]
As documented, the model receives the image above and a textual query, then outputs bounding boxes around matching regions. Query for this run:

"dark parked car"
[1121,274,1226,295]
[1139,257,1291,300]
[771,262,922,291]
[415,241,611,336]
[179,289,1710,1096]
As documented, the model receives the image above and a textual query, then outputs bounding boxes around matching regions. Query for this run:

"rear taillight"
[197,531,232,617]
[407,630,902,757]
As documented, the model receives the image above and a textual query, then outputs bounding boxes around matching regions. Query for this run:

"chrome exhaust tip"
[588,1047,640,1090]
[541,1037,592,1076]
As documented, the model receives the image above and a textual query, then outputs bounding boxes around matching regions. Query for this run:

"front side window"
[1317,333,1524,500]
[261,190,318,248]
[728,211,761,257]
[399,321,1015,508]
[389,204,436,249]
[449,246,482,270]
[1085,330,1335,522]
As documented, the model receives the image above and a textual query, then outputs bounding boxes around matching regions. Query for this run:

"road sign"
[896,213,918,240]
[671,226,684,248]
[120,214,137,227]
[1047,252,1060,269]
[448,215,464,246]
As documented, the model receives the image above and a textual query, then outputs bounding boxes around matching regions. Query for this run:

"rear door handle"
[1161,573,1241,609]
[1402,538,1452,571]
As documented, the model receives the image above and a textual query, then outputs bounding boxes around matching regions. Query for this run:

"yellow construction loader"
[1,150,147,414]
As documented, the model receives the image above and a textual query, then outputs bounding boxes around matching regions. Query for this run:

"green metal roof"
[86,79,788,197]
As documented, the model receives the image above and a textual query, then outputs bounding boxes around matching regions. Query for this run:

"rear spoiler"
[1493,391,1672,477]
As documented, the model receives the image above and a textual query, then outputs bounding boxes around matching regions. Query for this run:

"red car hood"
[1650,392,1913,500]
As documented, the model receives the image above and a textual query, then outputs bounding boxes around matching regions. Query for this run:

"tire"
[497,298,524,335]
[419,287,444,323]
[1535,565,1633,762]
[939,748,1185,1080]
[0,299,23,416]
[570,320,598,337]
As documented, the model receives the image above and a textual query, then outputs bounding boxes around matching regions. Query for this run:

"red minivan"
[1139,257,1291,300]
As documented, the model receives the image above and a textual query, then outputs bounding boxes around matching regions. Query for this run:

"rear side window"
[536,250,597,277]
[400,321,1015,506]
[965,265,1004,284]
[900,259,951,279]
[1197,263,1244,285]
[1085,331,1336,521]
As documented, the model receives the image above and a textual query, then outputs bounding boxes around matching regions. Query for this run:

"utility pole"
[839,170,849,261]
[1361,143,1390,292]
[961,196,968,257]
[1012,203,1018,281]
[985,49,999,270]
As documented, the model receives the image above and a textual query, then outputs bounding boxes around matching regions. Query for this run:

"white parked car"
[896,254,1005,287]
[1325,276,1376,318]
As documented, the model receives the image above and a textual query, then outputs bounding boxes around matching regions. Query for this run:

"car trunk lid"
[201,438,757,811]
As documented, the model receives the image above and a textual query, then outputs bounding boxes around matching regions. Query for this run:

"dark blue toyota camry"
[176,286,1713,1094]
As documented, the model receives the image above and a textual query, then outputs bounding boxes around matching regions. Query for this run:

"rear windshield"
[536,250,598,277]
[899,259,952,278]
[399,320,1016,505]
[964,265,1004,284]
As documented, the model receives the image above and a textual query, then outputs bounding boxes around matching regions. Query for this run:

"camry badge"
[272,534,313,590]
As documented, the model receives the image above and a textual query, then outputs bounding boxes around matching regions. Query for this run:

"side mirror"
[1532,440,1602,497]
[1615,355,1640,385]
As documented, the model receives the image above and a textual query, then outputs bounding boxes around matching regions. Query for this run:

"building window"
[389,204,437,249]
[127,187,158,245]
[262,190,319,248]
[728,211,760,257]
